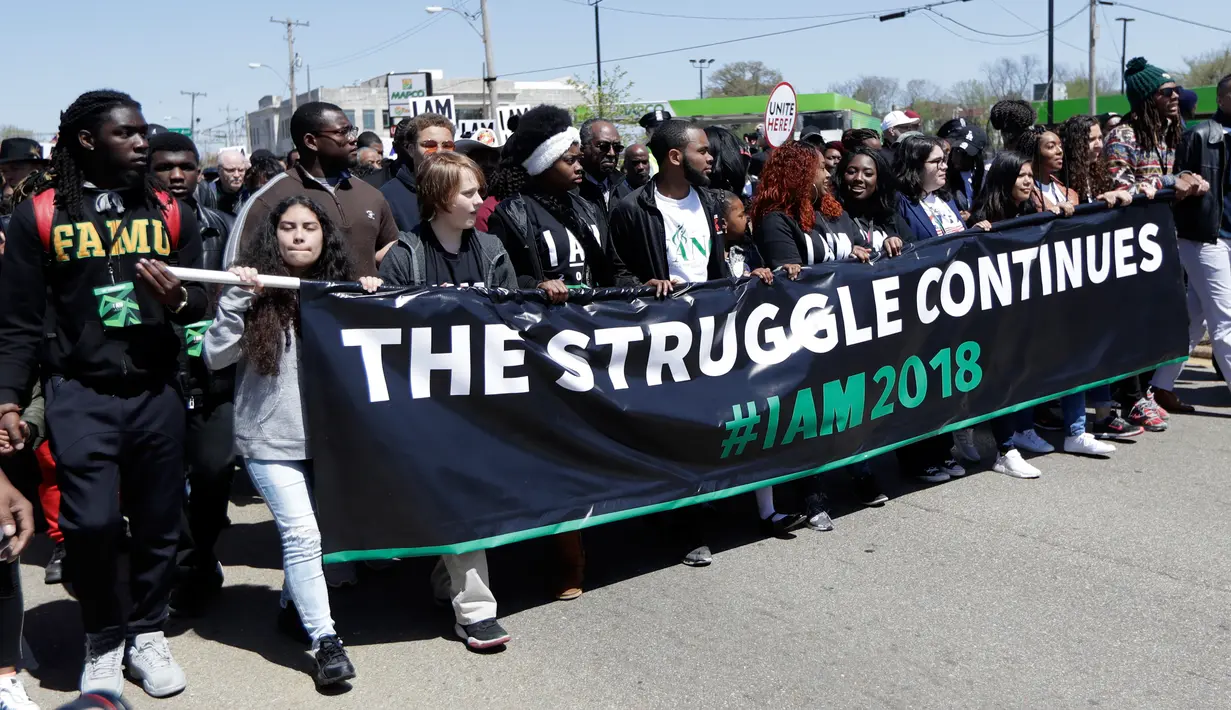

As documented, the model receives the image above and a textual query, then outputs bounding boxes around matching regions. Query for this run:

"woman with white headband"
[487,106,640,601]
[488,105,640,305]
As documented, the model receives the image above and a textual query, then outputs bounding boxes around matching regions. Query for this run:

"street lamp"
[248,62,290,94]
[689,58,715,100]
[426,3,499,120]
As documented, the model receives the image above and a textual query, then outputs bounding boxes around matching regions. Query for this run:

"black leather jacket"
[1174,114,1229,244]
[178,202,236,406]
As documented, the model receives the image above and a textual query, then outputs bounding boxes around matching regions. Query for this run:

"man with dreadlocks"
[0,89,207,699]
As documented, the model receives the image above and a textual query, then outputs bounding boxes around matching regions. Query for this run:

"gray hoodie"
[203,286,308,460]
[378,225,517,289]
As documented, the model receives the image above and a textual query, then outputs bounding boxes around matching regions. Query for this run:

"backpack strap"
[33,190,56,251]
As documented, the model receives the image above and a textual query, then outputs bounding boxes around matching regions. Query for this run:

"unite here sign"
[763,82,798,148]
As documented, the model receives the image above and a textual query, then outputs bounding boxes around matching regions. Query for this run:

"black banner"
[301,199,1187,561]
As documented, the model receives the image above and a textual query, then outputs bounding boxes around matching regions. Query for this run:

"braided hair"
[1126,94,1182,158]
[46,90,162,221]
[989,99,1036,149]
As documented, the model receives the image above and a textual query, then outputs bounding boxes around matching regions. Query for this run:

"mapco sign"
[387,72,435,123]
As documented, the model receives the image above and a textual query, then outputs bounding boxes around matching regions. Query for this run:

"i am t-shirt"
[523,198,598,286]
[655,186,711,282]
[423,232,487,287]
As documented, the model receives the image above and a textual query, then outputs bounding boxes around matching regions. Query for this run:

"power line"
[505,0,971,78]
[559,0,913,22]
[1100,4,1121,58]
[943,1,1118,67]
[928,5,1085,37]
[313,15,444,70]
[921,12,1039,46]
[1099,2,1231,35]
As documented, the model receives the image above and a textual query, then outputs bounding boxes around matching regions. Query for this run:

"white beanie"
[521,127,580,176]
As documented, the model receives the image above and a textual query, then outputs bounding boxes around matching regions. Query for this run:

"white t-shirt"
[655,186,711,283]
[1039,180,1067,209]
[920,193,965,235]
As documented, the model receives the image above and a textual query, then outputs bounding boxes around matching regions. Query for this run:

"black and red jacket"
[0,187,206,403]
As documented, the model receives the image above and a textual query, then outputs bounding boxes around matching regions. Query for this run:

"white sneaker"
[324,562,358,588]
[950,428,980,461]
[1064,433,1116,456]
[0,674,39,710]
[126,631,186,698]
[993,449,1041,479]
[1011,429,1055,454]
[80,633,125,697]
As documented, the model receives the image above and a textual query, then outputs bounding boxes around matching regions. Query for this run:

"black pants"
[895,434,953,476]
[0,561,21,668]
[44,377,185,636]
[179,399,235,572]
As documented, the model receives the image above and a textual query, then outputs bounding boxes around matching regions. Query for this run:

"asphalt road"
[13,360,1231,709]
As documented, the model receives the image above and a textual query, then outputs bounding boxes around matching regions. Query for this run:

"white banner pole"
[169,267,302,291]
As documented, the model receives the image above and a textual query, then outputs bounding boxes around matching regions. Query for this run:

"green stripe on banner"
[322,356,1188,563]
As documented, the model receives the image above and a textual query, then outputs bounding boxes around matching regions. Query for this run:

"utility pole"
[689,59,715,100]
[271,17,309,112]
[1047,0,1055,125]
[181,90,206,138]
[1088,0,1098,116]
[480,0,499,120]
[1116,17,1134,93]
[590,0,603,116]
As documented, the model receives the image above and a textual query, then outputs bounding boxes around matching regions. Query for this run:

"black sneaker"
[1033,406,1065,431]
[169,562,224,617]
[44,542,66,584]
[852,473,889,506]
[454,618,511,650]
[278,601,312,646]
[1091,415,1145,440]
[313,635,356,687]
[760,512,807,537]
[681,545,712,567]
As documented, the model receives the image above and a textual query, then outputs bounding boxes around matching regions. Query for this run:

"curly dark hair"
[969,151,1037,224]
[841,128,881,152]
[835,146,897,222]
[1057,115,1112,200]
[45,90,164,221]
[236,195,357,376]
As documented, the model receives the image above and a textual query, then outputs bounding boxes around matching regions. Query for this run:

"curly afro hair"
[989,99,1036,147]
[500,104,573,167]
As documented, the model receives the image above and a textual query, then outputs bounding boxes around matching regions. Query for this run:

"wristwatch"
[169,286,189,314]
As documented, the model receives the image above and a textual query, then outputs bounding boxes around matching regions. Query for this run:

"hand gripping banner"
[299,199,1187,562]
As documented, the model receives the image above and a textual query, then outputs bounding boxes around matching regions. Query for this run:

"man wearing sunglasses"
[223,101,398,276]
[577,118,632,213]
[380,112,456,231]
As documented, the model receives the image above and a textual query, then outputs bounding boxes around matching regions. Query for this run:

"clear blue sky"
[5,0,1230,135]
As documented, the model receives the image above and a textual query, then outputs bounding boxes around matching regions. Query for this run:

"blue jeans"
[245,459,336,646]
[1062,384,1113,438]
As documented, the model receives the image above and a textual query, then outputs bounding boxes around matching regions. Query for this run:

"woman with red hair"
[751,141,870,278]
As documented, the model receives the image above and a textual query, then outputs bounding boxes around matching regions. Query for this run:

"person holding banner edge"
[379,151,515,650]
[204,194,382,688]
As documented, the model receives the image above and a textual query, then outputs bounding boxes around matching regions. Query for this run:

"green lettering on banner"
[781,387,817,445]
[762,394,780,449]
[821,373,865,435]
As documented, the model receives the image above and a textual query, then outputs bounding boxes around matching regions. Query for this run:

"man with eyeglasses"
[577,118,632,213]
[380,112,456,231]
[223,101,398,276]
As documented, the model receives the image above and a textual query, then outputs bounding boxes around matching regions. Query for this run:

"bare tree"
[1056,65,1121,100]
[0,125,34,140]
[983,55,1043,99]
[830,76,901,116]
[706,61,784,98]
[1180,46,1231,86]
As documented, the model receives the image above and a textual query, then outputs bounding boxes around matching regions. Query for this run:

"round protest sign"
[763,82,797,148]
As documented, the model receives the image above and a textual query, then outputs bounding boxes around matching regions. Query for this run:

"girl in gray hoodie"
[203,195,381,688]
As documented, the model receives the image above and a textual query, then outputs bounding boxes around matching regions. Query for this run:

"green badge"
[92,282,142,329]
[184,320,212,357]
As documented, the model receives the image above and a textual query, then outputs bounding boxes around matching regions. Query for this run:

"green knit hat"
[1124,56,1173,107]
